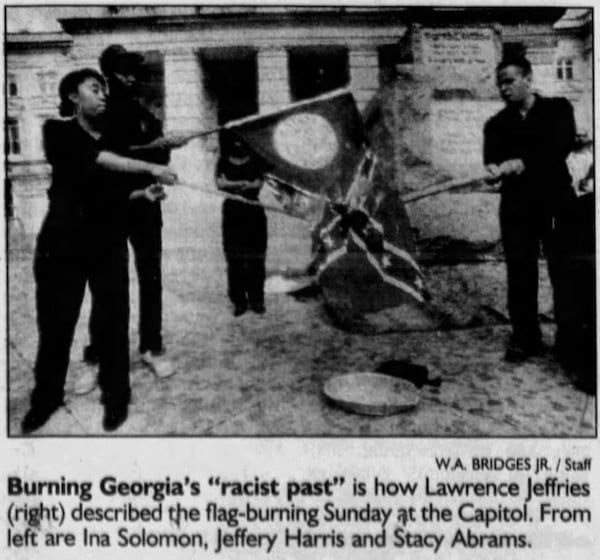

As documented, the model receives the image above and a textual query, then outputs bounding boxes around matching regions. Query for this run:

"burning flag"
[224,90,427,317]
[262,174,327,222]
[311,190,426,314]
[224,89,366,201]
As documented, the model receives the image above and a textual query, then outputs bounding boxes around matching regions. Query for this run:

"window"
[288,46,349,101]
[201,49,258,126]
[7,74,18,97]
[502,42,526,60]
[6,118,21,155]
[37,71,58,96]
[378,44,397,85]
[556,58,574,81]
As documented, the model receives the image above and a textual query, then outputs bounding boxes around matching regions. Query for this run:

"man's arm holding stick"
[129,126,224,154]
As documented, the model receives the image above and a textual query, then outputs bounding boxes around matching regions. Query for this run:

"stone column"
[257,48,290,113]
[163,47,204,134]
[348,47,380,111]
[163,47,213,185]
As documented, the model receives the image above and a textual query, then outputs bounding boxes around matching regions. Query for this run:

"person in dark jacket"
[483,55,577,363]
[561,136,596,394]
[216,134,267,316]
[22,68,178,434]
[80,45,188,386]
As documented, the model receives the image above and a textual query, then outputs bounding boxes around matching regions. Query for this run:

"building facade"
[6,6,593,234]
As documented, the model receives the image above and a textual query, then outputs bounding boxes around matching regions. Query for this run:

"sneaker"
[103,402,128,432]
[140,350,176,379]
[22,402,62,435]
[73,364,98,395]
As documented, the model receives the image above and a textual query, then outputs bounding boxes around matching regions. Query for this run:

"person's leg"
[246,253,266,313]
[24,240,87,433]
[84,293,101,364]
[499,194,543,358]
[88,241,130,430]
[222,200,250,315]
[548,192,595,391]
[543,200,575,361]
[129,201,174,377]
[129,200,163,353]
[574,194,596,392]
[246,207,267,313]
[226,253,248,315]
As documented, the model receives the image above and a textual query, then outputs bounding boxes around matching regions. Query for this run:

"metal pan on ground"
[323,372,420,416]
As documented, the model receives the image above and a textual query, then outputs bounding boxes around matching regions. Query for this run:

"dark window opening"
[502,42,527,60]
[8,75,18,97]
[288,46,349,101]
[378,44,399,85]
[200,48,258,150]
[7,118,21,155]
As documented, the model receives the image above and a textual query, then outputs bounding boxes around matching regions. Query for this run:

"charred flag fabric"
[224,89,366,201]
[225,89,426,313]
[310,192,426,314]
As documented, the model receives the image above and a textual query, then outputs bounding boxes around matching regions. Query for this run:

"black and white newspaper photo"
[1,1,598,558]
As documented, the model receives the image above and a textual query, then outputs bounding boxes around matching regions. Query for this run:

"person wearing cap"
[22,68,178,434]
[216,133,268,316]
[483,55,578,365]
[79,45,187,389]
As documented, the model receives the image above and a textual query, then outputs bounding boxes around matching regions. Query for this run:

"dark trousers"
[555,193,596,376]
[32,222,130,409]
[499,190,576,348]
[222,199,267,309]
[226,254,266,308]
[89,200,163,354]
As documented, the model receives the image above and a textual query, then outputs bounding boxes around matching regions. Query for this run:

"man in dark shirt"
[483,55,577,363]
[81,45,187,383]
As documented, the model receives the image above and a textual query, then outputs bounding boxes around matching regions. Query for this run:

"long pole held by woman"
[22,68,178,434]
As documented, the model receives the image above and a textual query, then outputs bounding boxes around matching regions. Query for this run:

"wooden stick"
[176,125,223,143]
[264,174,325,201]
[175,181,309,221]
[176,171,496,220]
[172,88,353,143]
[402,173,493,203]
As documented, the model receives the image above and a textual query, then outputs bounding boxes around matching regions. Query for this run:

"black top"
[43,118,131,235]
[101,83,169,191]
[216,155,263,201]
[483,95,576,196]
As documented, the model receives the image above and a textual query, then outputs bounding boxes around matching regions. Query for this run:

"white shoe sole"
[72,368,98,395]
[140,354,176,379]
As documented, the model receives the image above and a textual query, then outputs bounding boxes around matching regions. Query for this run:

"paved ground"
[7,187,596,436]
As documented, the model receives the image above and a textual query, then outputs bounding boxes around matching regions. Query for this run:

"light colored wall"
[163,48,208,186]
[6,48,72,233]
[349,47,380,110]
[257,48,290,114]
[7,14,593,238]
[64,22,400,188]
